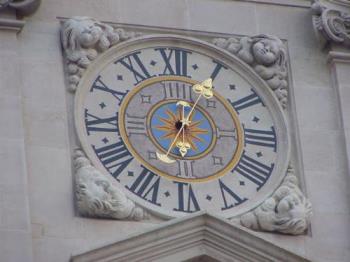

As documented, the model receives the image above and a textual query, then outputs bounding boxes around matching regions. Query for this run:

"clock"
[75,35,290,218]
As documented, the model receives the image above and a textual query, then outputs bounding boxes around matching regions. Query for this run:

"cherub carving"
[213,35,288,109]
[61,17,139,91]
[239,166,312,235]
[74,149,147,220]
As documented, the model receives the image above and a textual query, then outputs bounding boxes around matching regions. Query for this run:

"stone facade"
[0,0,349,261]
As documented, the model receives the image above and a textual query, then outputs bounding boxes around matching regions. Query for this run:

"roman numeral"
[155,47,191,77]
[228,89,263,113]
[85,110,118,135]
[177,160,195,178]
[244,125,277,152]
[90,76,128,105]
[210,60,227,81]
[126,166,161,206]
[162,82,193,100]
[173,182,200,213]
[216,127,236,140]
[125,114,147,136]
[233,151,274,190]
[115,52,154,85]
[219,179,247,210]
[93,141,133,180]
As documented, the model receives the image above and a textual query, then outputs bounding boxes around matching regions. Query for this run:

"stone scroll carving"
[73,149,148,221]
[61,17,140,92]
[0,0,41,15]
[311,0,350,48]
[213,35,288,109]
[239,166,312,235]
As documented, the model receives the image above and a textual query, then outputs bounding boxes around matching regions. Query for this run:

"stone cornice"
[0,0,41,31]
[0,17,25,31]
[71,212,311,262]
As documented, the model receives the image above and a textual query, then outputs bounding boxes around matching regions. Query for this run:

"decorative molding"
[71,212,311,262]
[239,166,312,235]
[60,17,140,92]
[0,17,25,31]
[73,149,148,221]
[311,0,350,48]
[0,0,41,16]
[212,35,288,109]
[328,0,350,7]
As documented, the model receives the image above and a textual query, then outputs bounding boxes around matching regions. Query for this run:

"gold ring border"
[146,99,217,160]
[119,76,244,183]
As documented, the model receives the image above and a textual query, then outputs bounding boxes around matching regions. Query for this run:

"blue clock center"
[148,101,216,159]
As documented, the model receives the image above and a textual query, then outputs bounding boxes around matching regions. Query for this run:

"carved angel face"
[252,39,280,66]
[78,20,103,48]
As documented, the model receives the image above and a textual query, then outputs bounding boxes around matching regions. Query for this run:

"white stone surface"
[0,0,348,261]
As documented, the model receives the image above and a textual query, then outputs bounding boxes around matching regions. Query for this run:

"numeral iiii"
[233,151,274,190]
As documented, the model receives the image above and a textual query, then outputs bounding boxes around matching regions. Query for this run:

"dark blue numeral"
[173,182,200,213]
[90,76,128,105]
[233,151,274,190]
[115,52,154,84]
[219,179,247,210]
[155,47,191,77]
[93,141,133,180]
[126,166,161,206]
[85,110,118,135]
[229,89,263,113]
[244,125,277,152]
[210,60,227,81]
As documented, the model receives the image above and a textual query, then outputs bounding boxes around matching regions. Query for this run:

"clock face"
[75,35,289,218]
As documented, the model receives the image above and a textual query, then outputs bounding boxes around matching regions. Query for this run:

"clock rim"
[74,34,291,219]
[118,75,244,183]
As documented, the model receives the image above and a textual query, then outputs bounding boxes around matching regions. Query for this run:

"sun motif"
[155,107,208,152]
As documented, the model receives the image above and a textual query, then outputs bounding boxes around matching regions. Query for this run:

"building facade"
[0,0,349,261]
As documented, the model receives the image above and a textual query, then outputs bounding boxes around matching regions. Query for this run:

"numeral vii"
[126,166,161,206]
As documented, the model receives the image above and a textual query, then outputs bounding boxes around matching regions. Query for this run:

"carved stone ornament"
[212,35,288,109]
[73,149,148,221]
[61,17,140,92]
[239,166,312,235]
[311,0,350,48]
[0,0,41,16]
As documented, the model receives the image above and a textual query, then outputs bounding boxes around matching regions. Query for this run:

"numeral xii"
[155,47,191,77]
